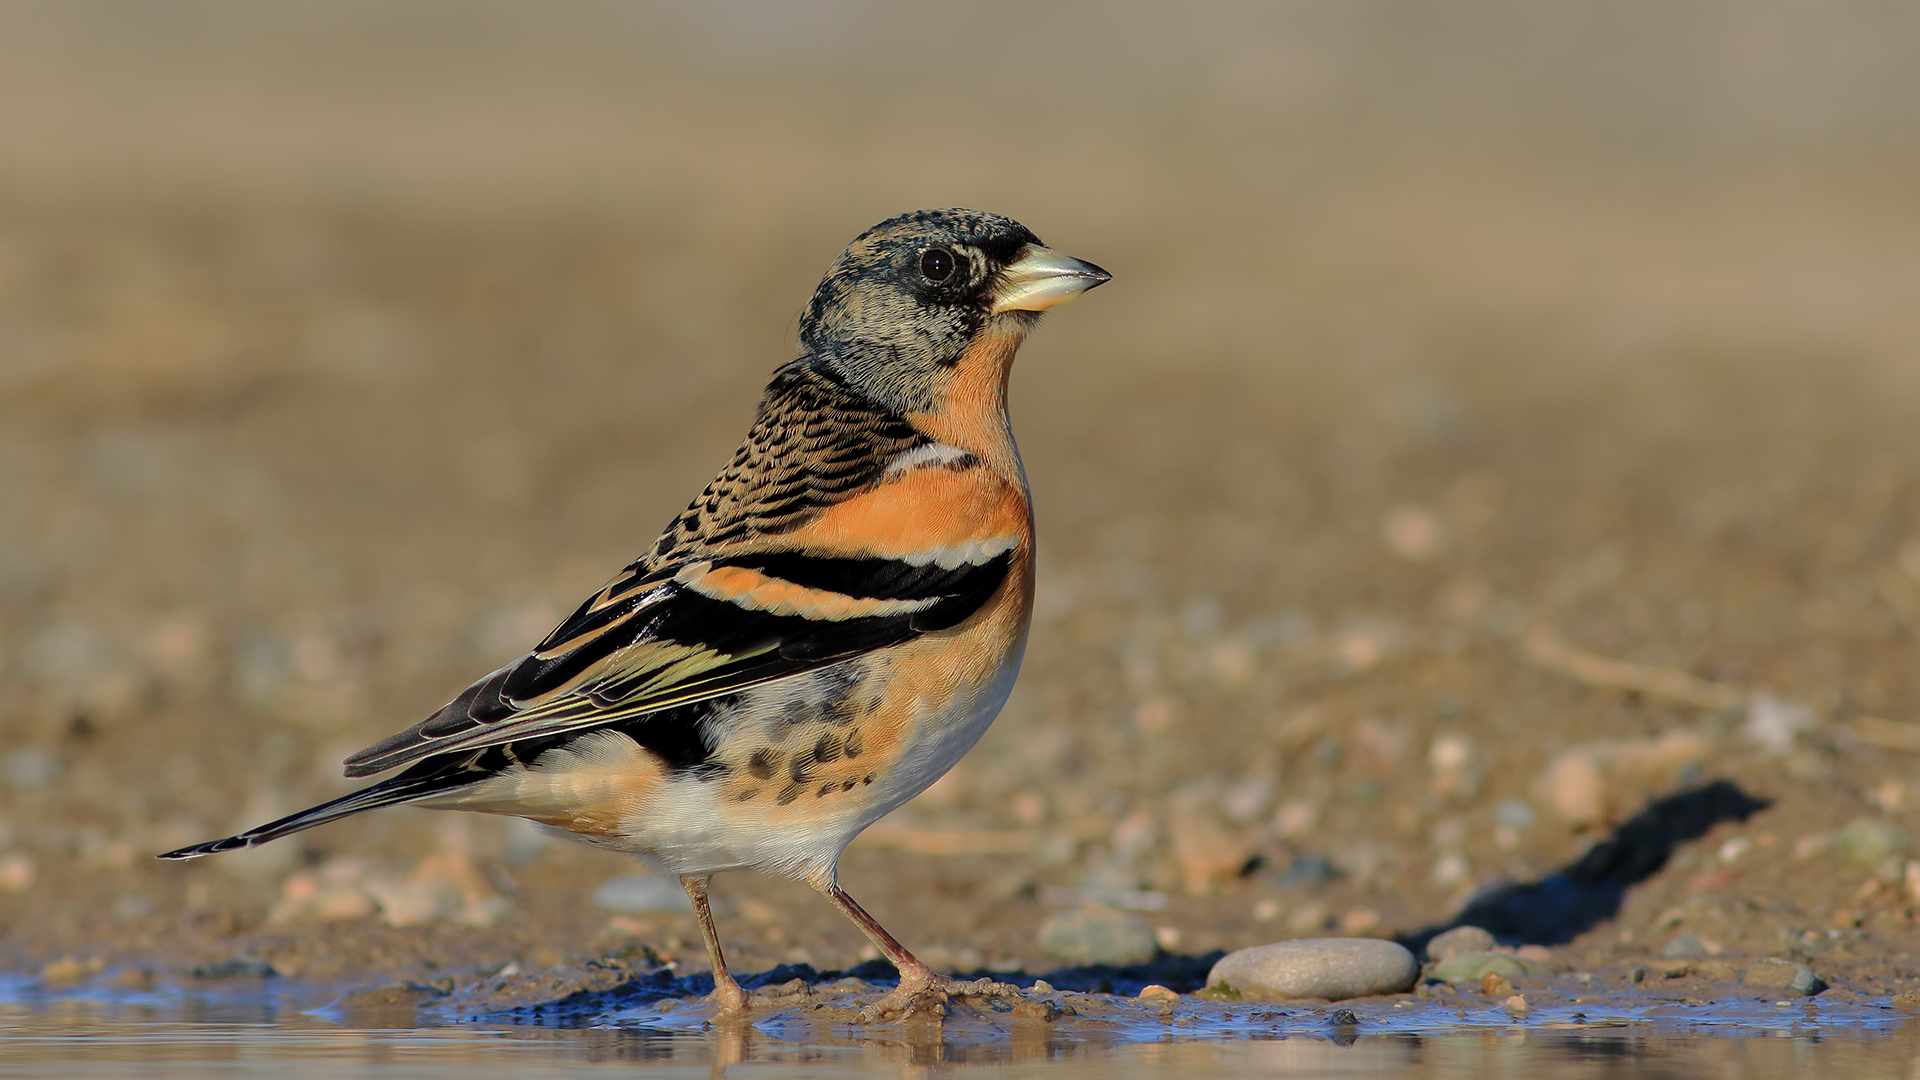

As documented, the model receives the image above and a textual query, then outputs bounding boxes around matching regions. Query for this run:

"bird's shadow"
[1396,778,1770,956]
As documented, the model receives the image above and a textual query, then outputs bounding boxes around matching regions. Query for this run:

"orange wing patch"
[675,563,940,620]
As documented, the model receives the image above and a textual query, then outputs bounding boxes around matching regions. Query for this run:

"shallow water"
[4,977,1917,1079]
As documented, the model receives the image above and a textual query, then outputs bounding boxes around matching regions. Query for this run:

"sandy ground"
[5,1,1920,1012]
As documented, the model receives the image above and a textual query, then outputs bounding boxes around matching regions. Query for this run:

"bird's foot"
[855,968,951,1023]
[708,977,751,1022]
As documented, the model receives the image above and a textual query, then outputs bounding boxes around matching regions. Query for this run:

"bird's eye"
[921,248,957,282]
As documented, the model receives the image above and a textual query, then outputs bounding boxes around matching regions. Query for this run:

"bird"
[161,208,1109,1019]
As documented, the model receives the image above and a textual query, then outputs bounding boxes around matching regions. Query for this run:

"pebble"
[1036,906,1158,966]
[0,853,35,892]
[40,957,100,984]
[1425,925,1495,963]
[1537,732,1709,828]
[1168,812,1255,896]
[1832,818,1913,867]
[1660,934,1714,959]
[1206,938,1419,1001]
[1137,984,1180,1001]
[1427,950,1547,985]
[1742,958,1826,997]
[1501,994,1529,1017]
[593,873,692,913]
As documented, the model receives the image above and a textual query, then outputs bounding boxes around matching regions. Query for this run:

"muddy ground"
[5,2,1920,1013]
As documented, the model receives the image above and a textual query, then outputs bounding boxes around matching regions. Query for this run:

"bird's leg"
[808,877,947,1021]
[681,874,749,1017]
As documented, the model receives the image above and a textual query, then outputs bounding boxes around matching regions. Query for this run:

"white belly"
[615,629,1028,881]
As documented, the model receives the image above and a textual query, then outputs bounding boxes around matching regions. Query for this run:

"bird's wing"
[342,363,1021,778]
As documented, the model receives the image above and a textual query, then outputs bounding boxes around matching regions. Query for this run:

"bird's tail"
[157,770,464,860]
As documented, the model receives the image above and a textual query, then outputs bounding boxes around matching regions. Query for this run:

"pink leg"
[681,874,748,1017]
[809,877,946,1019]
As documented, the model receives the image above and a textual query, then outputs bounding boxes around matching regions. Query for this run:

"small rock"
[41,957,97,984]
[1660,934,1714,959]
[1743,694,1815,754]
[1428,734,1482,800]
[0,853,35,891]
[1695,960,1739,982]
[1036,906,1158,966]
[1427,950,1533,985]
[1272,854,1340,889]
[190,958,275,980]
[1479,972,1514,997]
[1287,901,1330,933]
[1206,938,1419,1001]
[1338,908,1380,935]
[1168,810,1255,896]
[1425,925,1495,963]
[1832,819,1913,867]
[1137,984,1179,1001]
[1011,998,1062,1022]
[1501,994,1529,1017]
[751,977,811,1001]
[593,873,691,913]
[1537,732,1709,828]
[1742,958,1826,997]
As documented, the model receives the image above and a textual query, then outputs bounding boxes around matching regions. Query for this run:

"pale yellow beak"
[990,244,1112,314]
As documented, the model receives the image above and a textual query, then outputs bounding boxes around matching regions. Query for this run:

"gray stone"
[1832,819,1912,867]
[1660,934,1710,959]
[1743,958,1826,997]
[1272,854,1340,889]
[1036,906,1158,966]
[592,873,690,913]
[1206,938,1418,1002]
[1425,925,1495,963]
[1427,950,1551,985]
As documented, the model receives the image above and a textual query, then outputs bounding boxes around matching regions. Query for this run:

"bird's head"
[798,208,1110,413]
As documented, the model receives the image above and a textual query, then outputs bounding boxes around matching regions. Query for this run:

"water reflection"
[1,980,1912,1079]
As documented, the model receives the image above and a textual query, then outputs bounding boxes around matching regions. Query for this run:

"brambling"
[163,208,1109,1019]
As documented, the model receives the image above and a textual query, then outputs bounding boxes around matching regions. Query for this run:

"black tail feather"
[156,770,468,861]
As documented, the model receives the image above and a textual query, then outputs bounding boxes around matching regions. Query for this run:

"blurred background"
[4,1,1920,986]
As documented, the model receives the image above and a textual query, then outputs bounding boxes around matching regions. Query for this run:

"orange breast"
[782,466,1030,559]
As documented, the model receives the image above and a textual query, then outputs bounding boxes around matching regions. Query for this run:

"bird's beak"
[990,244,1112,314]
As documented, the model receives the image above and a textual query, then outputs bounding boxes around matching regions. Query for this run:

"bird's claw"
[855,972,952,1023]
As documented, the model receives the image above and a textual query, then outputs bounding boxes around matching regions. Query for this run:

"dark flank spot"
[747,749,776,780]
[734,788,760,802]
[841,779,857,792]
[816,782,835,798]
[789,756,812,784]
[862,773,874,785]
[845,728,865,759]
[776,784,803,806]
[813,733,843,764]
